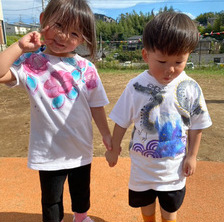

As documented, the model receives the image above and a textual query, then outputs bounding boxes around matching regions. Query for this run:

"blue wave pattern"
[132,118,186,158]
[132,80,187,158]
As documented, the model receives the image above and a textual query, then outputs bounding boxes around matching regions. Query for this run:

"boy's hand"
[105,150,119,167]
[18,31,43,52]
[183,155,197,177]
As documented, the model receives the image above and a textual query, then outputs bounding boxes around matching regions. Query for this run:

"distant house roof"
[201,37,218,42]
[75,45,90,57]
[5,22,40,28]
[75,44,105,60]
[127,35,142,42]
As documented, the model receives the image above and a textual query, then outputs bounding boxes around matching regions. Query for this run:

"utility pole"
[42,0,45,11]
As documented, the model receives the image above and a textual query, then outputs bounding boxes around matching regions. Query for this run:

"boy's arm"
[183,129,202,177]
[105,123,127,167]
[0,31,42,83]
[90,106,112,151]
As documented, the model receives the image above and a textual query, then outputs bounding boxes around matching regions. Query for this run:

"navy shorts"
[39,164,91,222]
[129,186,186,213]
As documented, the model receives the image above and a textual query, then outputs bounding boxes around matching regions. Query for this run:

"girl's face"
[142,48,190,85]
[41,17,84,57]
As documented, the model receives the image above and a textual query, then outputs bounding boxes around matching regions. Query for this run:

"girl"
[0,0,111,222]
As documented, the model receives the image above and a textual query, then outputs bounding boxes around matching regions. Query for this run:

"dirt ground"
[0,70,223,162]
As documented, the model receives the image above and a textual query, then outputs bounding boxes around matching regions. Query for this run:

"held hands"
[105,150,119,167]
[182,155,197,177]
[103,134,120,167]
[105,124,126,167]
[105,144,121,167]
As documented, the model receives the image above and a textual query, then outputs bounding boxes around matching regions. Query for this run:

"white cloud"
[89,0,162,9]
[183,12,196,19]
[89,0,205,9]
[1,0,213,23]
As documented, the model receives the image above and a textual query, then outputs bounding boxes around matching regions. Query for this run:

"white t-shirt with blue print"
[10,52,109,171]
[110,70,212,192]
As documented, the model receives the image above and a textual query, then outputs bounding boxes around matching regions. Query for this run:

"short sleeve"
[84,62,109,107]
[190,89,212,130]
[109,83,134,128]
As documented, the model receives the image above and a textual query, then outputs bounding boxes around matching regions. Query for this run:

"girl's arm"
[0,41,23,83]
[90,106,112,151]
[183,129,202,177]
[0,31,42,83]
[105,123,127,167]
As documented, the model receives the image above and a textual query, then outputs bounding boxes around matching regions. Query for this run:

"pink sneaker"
[73,216,94,222]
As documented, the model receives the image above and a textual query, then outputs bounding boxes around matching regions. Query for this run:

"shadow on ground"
[0,212,107,222]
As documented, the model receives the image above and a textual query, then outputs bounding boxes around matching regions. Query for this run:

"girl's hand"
[103,134,112,151]
[183,155,197,177]
[40,26,53,45]
[18,31,43,52]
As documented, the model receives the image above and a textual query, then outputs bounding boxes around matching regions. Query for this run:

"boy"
[105,12,212,222]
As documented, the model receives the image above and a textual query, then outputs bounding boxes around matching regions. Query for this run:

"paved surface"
[0,157,223,222]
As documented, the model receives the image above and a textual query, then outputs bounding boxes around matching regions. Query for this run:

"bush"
[6,35,23,47]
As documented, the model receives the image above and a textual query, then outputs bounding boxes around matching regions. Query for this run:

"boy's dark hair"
[143,12,199,55]
[41,0,96,58]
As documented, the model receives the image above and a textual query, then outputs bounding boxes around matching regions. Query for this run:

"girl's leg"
[68,164,91,222]
[141,202,156,222]
[160,207,177,222]
[39,170,67,222]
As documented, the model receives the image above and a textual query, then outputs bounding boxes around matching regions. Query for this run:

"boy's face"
[142,49,190,85]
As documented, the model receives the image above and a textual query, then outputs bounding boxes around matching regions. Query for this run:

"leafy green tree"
[213,17,221,32]
[196,12,215,25]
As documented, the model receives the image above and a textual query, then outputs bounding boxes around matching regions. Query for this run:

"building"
[194,37,220,54]
[207,17,216,27]
[194,38,212,54]
[123,35,143,51]
[0,0,6,50]
[5,22,39,35]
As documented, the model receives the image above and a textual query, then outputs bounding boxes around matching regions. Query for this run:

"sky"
[1,0,224,24]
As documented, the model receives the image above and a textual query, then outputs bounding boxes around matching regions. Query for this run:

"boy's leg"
[160,207,177,222]
[158,186,186,222]
[68,164,91,222]
[39,169,67,222]
[141,203,156,222]
[129,189,157,222]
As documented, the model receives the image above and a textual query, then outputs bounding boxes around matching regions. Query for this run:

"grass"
[187,67,224,76]
[98,66,224,77]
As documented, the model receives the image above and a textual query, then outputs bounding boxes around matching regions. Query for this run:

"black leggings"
[39,164,91,222]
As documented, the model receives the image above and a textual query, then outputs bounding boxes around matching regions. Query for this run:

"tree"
[196,12,215,25]
[213,17,221,32]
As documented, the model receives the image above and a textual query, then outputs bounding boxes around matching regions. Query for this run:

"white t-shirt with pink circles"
[10,52,109,171]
